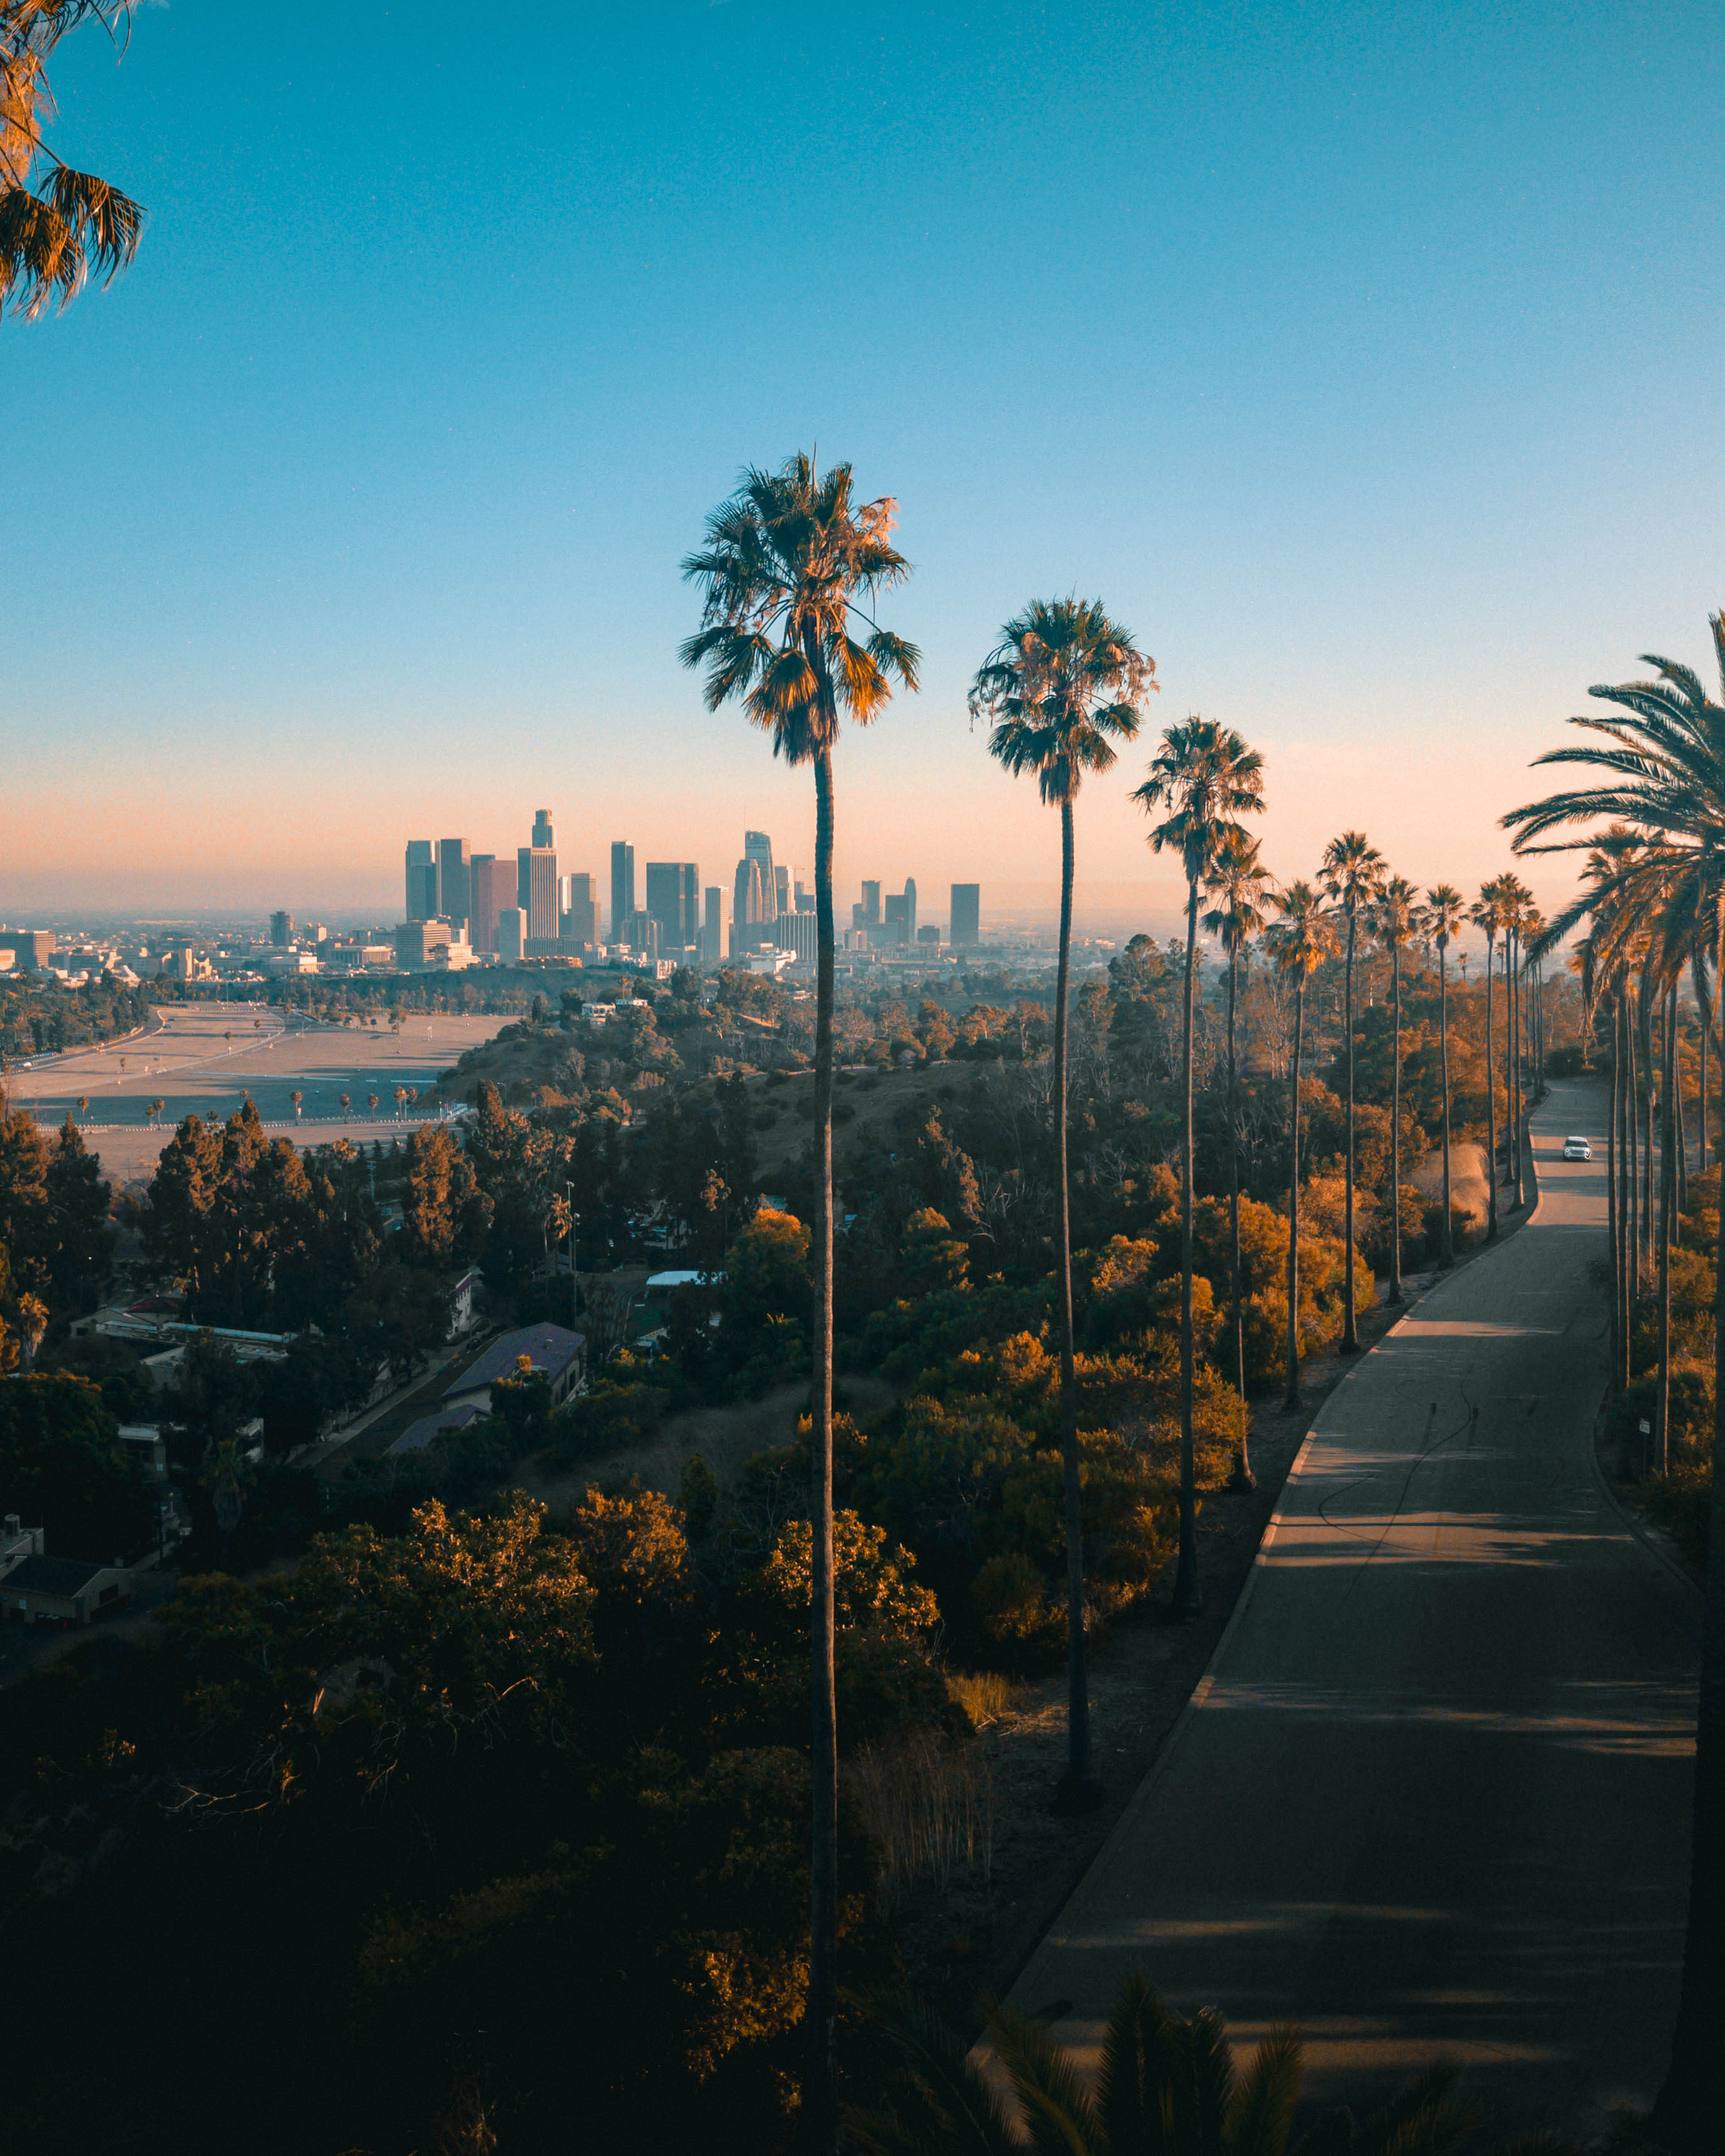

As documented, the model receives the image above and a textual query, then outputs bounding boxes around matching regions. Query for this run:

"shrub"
[543,1380,664,1466]
[968,1551,1066,1668]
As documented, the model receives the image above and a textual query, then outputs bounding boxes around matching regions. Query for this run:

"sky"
[6,0,1724,936]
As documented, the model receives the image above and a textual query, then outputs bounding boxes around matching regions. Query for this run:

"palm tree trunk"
[1607,996,1621,1393]
[1627,1007,1640,1294]
[1512,930,1525,1209]
[1054,798,1094,1801]
[1655,987,1675,1473]
[1285,984,1305,1410]
[1173,875,1202,1620]
[1642,989,1656,1260]
[1484,934,1499,1242]
[1227,946,1253,1483]
[1700,965,1710,1175]
[1342,911,1358,1351]
[1389,944,1405,1299]
[1651,1028,1725,2151]
[1677,1012,1690,1217]
[1439,948,1454,1265]
[1501,944,1516,1193]
[807,742,839,2145]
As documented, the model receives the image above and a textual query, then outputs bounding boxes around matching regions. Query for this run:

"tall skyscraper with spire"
[744,831,777,922]
[532,808,555,851]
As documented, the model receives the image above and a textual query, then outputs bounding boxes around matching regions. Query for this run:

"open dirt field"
[5,1005,505,1184]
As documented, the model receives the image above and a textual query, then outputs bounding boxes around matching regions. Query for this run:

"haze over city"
[6,6,1725,2156]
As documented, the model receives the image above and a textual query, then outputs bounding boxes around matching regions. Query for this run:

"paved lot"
[1007,1079,1699,2139]
[5,1006,502,1182]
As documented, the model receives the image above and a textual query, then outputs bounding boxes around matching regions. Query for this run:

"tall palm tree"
[1,0,145,323]
[1471,879,1511,1243]
[1502,874,1535,1207]
[682,451,918,2136]
[1133,719,1264,1616]
[1375,875,1417,1302]
[1501,615,1725,2146]
[1422,886,1467,1265]
[1264,883,1337,1409]
[1319,833,1385,1351]
[1203,830,1274,1488]
[971,596,1154,1792]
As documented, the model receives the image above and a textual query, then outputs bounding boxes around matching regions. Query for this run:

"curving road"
[1008,1078,1699,2138]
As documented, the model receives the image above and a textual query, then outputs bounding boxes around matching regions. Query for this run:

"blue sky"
[8,0,1724,925]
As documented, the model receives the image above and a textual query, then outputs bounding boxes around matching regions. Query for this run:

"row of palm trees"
[1502,614,1725,2149]
[681,448,1566,2143]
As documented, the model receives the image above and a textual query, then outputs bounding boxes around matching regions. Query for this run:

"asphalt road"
[1008,1078,1699,2139]
[4,1006,501,1183]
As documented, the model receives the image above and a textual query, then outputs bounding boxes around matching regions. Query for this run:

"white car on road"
[1561,1135,1593,1160]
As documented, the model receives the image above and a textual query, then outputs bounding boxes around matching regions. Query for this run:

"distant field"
[4,1006,504,1186]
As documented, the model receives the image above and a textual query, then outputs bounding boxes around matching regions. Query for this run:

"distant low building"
[395,918,454,970]
[4,1555,135,1628]
[774,910,818,963]
[442,1323,586,1414]
[0,929,55,973]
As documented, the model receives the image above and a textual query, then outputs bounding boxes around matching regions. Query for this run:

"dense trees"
[0,1093,115,1312]
[0,1370,155,1556]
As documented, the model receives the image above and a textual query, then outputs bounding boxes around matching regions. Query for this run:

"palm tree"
[972,597,1154,1784]
[1319,833,1385,1350]
[681,450,919,2137]
[1501,874,1534,1207]
[393,1085,408,1118]
[1421,886,1466,1265]
[1375,875,1418,1301]
[857,1972,1478,2156]
[1471,879,1511,1242]
[1134,718,1264,1615]
[367,1092,379,1116]
[1203,830,1274,1487]
[1,0,145,323]
[290,1088,303,1122]
[1264,883,1337,1409]
[1500,617,1725,2145]
[339,1092,350,1115]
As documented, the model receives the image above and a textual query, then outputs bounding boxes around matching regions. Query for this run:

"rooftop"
[388,1400,487,1458]
[444,1322,586,1399]
[6,1556,114,1597]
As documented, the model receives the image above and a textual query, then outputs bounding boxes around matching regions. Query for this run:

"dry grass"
[846,1729,995,1914]
[946,1670,1015,1729]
